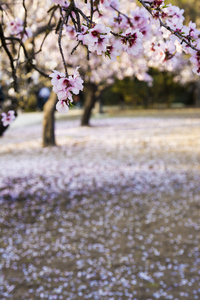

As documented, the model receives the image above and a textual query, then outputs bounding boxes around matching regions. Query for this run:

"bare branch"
[15,0,28,68]
[0,24,18,92]
[110,4,132,23]
[75,7,93,26]
[5,36,50,78]
[90,0,94,22]
[58,12,70,77]
[74,9,81,32]
[71,40,81,55]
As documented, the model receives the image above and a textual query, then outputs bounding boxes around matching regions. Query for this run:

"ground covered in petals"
[0,110,200,299]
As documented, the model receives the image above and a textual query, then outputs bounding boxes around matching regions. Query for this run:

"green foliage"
[102,69,194,108]
[148,69,193,107]
[112,77,149,107]
[23,93,37,112]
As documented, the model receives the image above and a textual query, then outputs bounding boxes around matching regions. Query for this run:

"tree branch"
[0,24,18,91]
[137,0,200,53]
[58,5,73,77]
[5,37,50,78]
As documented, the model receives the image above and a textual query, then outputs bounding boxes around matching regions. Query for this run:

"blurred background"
[1,1,200,299]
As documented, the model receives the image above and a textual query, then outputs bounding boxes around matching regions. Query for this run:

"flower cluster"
[7,18,32,42]
[76,7,149,60]
[161,5,200,71]
[77,24,111,55]
[121,28,143,55]
[49,67,84,113]
[48,0,200,113]
[190,48,200,75]
[1,110,16,127]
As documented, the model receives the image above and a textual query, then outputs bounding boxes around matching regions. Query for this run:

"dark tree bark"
[193,80,200,107]
[81,83,97,126]
[0,122,9,136]
[42,91,57,147]
[95,90,104,114]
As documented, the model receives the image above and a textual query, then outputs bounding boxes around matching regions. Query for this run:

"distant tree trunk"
[81,83,97,126]
[0,122,8,136]
[143,97,149,109]
[193,80,200,107]
[42,91,57,147]
[95,89,104,114]
[99,97,103,113]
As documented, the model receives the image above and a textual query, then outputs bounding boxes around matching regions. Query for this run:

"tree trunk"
[193,80,200,107]
[95,91,104,114]
[42,91,57,147]
[0,122,9,136]
[81,83,97,126]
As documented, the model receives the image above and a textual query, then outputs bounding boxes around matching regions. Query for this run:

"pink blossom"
[164,4,185,24]
[105,42,122,61]
[188,22,200,40]
[148,0,164,7]
[131,7,149,29]
[100,0,118,8]
[136,72,153,86]
[56,78,73,102]
[49,67,84,113]
[56,100,69,113]
[109,13,127,28]
[7,18,32,41]
[1,110,15,127]
[64,25,76,39]
[181,22,200,48]
[77,24,111,55]
[49,70,65,93]
[88,36,109,55]
[121,29,143,56]
[70,67,84,93]
[7,18,23,36]
[190,50,200,75]
[154,46,166,62]
[174,40,183,53]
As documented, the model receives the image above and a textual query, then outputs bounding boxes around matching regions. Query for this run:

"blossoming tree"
[1,0,200,145]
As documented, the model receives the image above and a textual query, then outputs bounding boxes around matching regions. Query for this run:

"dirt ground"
[0,109,200,299]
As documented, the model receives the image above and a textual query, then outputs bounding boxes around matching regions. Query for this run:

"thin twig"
[75,7,93,26]
[110,4,131,21]
[74,8,81,32]
[71,41,81,55]
[5,36,50,77]
[110,30,124,38]
[58,9,72,77]
[90,0,94,23]
[16,0,28,68]
[0,24,18,91]
[36,6,58,53]
[70,12,78,32]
